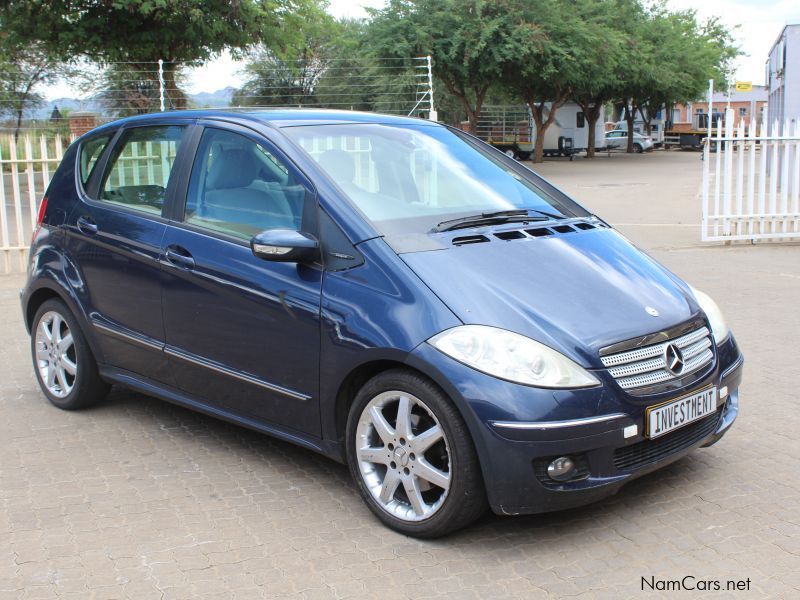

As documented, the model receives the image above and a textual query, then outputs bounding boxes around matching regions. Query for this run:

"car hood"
[400,226,700,368]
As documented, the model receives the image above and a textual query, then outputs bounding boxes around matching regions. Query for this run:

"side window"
[576,112,585,128]
[184,128,305,240]
[98,125,185,215]
[79,134,111,187]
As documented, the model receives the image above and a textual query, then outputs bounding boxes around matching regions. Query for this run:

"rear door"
[66,123,189,383]
[160,123,323,435]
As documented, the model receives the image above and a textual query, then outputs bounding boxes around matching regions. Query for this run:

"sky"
[44,0,798,100]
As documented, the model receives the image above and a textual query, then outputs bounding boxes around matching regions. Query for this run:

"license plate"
[646,387,717,439]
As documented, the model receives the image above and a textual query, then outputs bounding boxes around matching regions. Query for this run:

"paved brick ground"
[1,150,799,599]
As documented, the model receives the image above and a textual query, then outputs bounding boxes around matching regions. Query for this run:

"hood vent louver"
[452,234,490,246]
[526,227,554,237]
[494,230,526,241]
[450,219,603,247]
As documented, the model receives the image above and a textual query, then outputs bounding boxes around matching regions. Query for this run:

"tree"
[569,1,626,158]
[96,63,184,116]
[505,0,599,163]
[612,1,738,152]
[0,0,315,109]
[234,7,342,107]
[0,46,68,139]
[635,9,737,138]
[367,0,537,131]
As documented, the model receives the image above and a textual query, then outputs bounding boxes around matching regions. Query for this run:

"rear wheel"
[346,369,487,538]
[31,299,109,410]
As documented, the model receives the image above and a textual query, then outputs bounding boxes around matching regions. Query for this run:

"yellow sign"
[735,81,753,92]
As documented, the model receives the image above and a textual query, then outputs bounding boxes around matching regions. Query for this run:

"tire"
[346,368,487,538]
[503,148,518,160]
[634,143,643,153]
[30,299,109,410]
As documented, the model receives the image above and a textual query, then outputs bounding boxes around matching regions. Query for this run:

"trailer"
[475,103,606,160]
[664,113,723,150]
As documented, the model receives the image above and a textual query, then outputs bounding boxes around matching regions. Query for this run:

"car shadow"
[98,384,711,544]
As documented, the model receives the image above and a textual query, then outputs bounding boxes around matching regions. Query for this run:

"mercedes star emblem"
[664,343,685,375]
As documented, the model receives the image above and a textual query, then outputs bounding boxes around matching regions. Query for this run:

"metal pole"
[427,55,437,122]
[707,79,713,141]
[158,59,165,112]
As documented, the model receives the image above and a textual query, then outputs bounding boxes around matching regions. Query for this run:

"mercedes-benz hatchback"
[21,110,743,537]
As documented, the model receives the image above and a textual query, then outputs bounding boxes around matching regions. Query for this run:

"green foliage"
[1,0,320,108]
[367,0,540,128]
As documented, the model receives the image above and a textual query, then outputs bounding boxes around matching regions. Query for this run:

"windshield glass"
[283,123,584,235]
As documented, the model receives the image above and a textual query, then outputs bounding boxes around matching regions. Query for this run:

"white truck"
[475,103,607,160]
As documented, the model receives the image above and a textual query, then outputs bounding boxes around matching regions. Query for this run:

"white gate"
[1,133,74,273]
[701,107,800,242]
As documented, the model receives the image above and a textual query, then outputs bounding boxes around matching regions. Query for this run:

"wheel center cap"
[393,447,409,468]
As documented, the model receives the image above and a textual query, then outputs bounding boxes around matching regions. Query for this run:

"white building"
[767,23,800,133]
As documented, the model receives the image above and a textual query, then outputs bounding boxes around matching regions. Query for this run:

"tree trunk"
[162,65,187,110]
[527,93,569,163]
[585,107,600,158]
[14,107,24,141]
[576,97,603,158]
[624,102,636,153]
[442,79,485,134]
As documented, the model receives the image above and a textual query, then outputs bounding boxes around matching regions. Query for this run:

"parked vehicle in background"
[476,104,606,160]
[21,109,742,538]
[605,129,654,153]
[613,119,665,147]
[664,112,725,150]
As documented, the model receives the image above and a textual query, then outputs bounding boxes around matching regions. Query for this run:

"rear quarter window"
[79,134,112,187]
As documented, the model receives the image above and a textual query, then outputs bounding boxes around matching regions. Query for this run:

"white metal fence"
[702,107,800,242]
[0,133,75,273]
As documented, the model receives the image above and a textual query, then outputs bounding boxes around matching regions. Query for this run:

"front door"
[160,125,322,436]
[67,124,188,384]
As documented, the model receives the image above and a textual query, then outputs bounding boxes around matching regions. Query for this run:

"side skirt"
[98,365,344,463]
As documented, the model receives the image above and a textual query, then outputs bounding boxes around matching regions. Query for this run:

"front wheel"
[346,369,487,538]
[634,143,644,153]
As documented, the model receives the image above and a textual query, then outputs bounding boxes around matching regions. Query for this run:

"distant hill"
[32,87,236,119]
[188,87,236,108]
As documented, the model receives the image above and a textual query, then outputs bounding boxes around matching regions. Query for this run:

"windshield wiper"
[431,208,564,233]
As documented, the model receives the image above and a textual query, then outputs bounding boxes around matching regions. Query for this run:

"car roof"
[89,108,439,135]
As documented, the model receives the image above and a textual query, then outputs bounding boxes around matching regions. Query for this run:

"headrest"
[318,149,355,184]
[206,149,258,190]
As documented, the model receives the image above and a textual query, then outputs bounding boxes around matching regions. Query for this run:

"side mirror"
[250,229,319,263]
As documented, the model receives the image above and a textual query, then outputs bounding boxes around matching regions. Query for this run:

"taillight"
[31,197,48,244]
[36,197,48,225]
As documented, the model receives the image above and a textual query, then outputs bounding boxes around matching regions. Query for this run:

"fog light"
[547,456,576,481]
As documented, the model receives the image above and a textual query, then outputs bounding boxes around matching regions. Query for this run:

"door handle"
[164,247,195,269]
[76,216,98,235]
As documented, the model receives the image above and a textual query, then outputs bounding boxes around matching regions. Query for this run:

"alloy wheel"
[355,390,451,522]
[34,311,77,398]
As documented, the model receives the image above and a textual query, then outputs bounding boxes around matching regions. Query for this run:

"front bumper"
[406,335,743,516]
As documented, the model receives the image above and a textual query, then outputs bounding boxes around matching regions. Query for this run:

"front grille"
[613,409,721,471]
[601,326,714,392]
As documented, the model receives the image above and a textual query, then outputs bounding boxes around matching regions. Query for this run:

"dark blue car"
[21,110,743,537]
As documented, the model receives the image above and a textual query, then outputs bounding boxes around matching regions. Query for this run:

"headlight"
[689,286,729,343]
[428,325,599,388]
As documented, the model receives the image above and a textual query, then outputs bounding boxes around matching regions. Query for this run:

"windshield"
[283,123,585,235]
